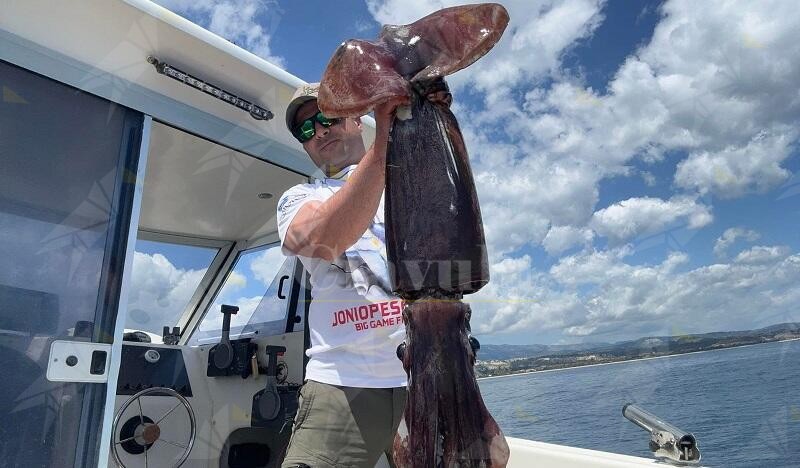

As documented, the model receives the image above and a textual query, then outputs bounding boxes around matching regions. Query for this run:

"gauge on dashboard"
[144,349,161,363]
[276,361,288,384]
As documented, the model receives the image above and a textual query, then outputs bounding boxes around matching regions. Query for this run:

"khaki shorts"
[281,380,407,468]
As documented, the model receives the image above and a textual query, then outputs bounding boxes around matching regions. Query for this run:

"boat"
[0,1,704,466]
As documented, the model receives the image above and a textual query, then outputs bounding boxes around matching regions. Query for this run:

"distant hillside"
[478,342,606,360]
[477,322,800,361]
[475,322,800,378]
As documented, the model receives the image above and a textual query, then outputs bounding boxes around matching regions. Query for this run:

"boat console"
[112,321,305,467]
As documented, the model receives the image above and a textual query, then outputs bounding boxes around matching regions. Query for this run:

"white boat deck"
[506,437,674,467]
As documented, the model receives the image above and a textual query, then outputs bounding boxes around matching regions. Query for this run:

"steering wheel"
[111,387,197,468]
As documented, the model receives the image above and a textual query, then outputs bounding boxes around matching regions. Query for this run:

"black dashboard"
[116,344,193,397]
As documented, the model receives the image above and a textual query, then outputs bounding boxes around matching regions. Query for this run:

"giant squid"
[318,4,510,467]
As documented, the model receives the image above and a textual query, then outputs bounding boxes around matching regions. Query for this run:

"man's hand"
[373,95,410,131]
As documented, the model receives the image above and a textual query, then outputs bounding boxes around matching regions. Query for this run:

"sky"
[129,0,800,346]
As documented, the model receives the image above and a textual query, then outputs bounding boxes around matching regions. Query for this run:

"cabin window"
[0,59,142,466]
[189,244,293,344]
[124,238,219,340]
[0,60,130,339]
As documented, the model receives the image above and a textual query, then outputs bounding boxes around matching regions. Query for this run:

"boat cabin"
[0,1,690,467]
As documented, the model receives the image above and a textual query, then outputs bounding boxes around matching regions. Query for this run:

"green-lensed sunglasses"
[292,111,341,143]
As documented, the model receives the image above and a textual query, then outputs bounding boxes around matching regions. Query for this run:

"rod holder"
[623,403,701,465]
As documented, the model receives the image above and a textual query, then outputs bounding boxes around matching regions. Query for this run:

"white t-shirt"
[276,165,407,388]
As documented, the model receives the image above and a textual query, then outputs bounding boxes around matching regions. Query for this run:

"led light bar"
[147,56,273,121]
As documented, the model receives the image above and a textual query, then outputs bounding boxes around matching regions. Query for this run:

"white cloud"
[126,252,207,334]
[153,0,285,67]
[776,169,800,201]
[365,0,447,24]
[491,255,533,276]
[549,246,640,287]
[209,268,249,316]
[475,157,601,257]
[542,225,594,255]
[472,241,800,340]
[590,196,712,243]
[675,131,796,198]
[713,227,760,258]
[467,255,589,336]
[733,245,790,265]
[641,171,656,187]
[508,0,800,197]
[225,270,247,289]
[250,246,288,286]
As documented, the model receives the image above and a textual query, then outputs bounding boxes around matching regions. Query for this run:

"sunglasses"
[292,111,341,143]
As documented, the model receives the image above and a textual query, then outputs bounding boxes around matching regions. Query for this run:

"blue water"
[479,340,800,467]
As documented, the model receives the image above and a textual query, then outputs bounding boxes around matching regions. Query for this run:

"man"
[277,83,409,468]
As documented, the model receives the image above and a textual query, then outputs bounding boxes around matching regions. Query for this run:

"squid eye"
[396,342,407,361]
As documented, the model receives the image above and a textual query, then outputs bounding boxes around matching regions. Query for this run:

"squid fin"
[379,3,509,82]
[318,39,409,117]
[318,3,509,117]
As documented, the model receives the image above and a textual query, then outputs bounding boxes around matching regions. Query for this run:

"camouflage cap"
[285,82,320,133]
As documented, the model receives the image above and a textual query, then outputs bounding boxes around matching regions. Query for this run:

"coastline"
[476,337,800,382]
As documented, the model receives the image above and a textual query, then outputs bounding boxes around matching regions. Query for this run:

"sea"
[479,339,800,467]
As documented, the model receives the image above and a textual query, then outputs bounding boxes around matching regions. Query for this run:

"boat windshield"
[124,239,219,342]
[189,244,294,345]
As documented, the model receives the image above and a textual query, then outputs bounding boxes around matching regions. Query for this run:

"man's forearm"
[307,126,388,259]
[288,122,391,261]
